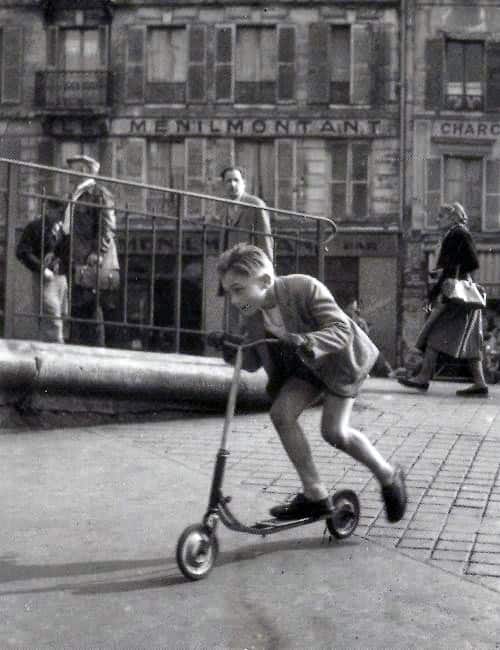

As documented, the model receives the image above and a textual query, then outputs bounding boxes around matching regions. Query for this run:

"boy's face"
[221,269,272,317]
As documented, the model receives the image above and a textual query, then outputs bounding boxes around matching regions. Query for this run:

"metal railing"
[0,158,336,354]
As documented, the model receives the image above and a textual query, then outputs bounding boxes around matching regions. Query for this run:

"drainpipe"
[397,0,408,367]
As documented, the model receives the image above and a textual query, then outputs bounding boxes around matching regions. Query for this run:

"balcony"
[35,70,112,111]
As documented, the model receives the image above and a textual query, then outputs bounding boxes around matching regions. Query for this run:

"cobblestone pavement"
[120,378,500,593]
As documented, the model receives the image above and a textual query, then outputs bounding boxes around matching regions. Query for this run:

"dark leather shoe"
[397,377,429,391]
[456,385,489,398]
[270,493,333,521]
[382,466,407,523]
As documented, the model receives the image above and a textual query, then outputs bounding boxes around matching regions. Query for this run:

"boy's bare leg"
[270,377,327,501]
[321,394,394,486]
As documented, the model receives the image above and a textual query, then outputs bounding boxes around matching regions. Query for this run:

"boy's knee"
[321,426,349,451]
[270,403,297,431]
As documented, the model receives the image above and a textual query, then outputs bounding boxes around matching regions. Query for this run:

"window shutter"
[46,26,59,68]
[331,142,348,221]
[370,24,390,107]
[486,42,500,111]
[276,140,296,212]
[424,39,443,110]
[2,26,23,103]
[125,26,146,103]
[278,25,296,102]
[215,25,234,102]
[186,138,205,216]
[114,138,145,213]
[307,23,330,104]
[37,138,55,194]
[425,157,441,227]
[352,23,372,105]
[187,25,207,103]
[215,139,233,220]
[98,25,109,68]
[485,159,500,229]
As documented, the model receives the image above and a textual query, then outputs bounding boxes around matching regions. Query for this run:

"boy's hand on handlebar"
[278,332,314,356]
[206,331,245,349]
[206,331,226,349]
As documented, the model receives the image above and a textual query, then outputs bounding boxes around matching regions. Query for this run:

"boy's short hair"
[220,165,245,181]
[217,243,274,279]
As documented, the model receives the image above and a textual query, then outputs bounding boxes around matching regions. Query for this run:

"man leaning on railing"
[62,155,120,348]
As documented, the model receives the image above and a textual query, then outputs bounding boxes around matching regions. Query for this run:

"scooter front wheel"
[176,524,219,581]
[326,489,360,539]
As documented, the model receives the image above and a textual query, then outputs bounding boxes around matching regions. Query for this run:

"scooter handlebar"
[206,331,279,351]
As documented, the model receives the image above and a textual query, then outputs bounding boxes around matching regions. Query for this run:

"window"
[147,141,185,214]
[126,25,206,104]
[445,40,484,111]
[147,27,187,103]
[308,23,373,106]
[330,142,370,221]
[43,27,108,107]
[235,140,275,205]
[62,29,101,70]
[444,156,482,229]
[330,26,351,104]
[425,154,500,230]
[236,27,276,103]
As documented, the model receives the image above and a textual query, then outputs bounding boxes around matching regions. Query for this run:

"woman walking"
[398,202,488,397]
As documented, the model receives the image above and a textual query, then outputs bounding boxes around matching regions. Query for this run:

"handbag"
[74,263,120,292]
[441,266,486,310]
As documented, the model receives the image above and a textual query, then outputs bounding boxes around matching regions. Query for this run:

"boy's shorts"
[265,338,347,400]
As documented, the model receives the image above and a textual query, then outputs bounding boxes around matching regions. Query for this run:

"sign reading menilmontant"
[112,118,397,138]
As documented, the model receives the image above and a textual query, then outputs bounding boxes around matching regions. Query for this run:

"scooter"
[176,337,360,581]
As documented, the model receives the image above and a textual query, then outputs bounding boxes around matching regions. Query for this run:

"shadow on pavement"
[0,534,360,596]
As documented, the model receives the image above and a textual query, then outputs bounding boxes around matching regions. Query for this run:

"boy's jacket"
[238,274,379,398]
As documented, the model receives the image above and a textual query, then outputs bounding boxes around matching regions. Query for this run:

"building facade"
[1,0,403,361]
[403,0,500,354]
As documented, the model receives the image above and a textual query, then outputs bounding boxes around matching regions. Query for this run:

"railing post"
[174,193,183,353]
[316,219,325,283]
[3,162,19,338]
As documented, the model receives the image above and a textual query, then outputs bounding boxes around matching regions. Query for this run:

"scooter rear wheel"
[326,489,360,539]
[176,524,219,581]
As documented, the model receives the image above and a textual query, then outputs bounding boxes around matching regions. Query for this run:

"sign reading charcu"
[432,120,500,139]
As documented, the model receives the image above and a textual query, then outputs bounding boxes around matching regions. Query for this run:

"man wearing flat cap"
[63,155,120,347]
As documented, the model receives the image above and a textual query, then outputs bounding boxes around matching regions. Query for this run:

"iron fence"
[0,158,336,354]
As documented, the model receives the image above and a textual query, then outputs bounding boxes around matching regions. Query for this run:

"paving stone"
[428,559,465,574]
[470,552,500,565]
[398,539,433,550]
[431,549,468,561]
[467,564,500,577]
[435,540,472,552]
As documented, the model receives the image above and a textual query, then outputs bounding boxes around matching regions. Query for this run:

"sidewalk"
[1,377,500,648]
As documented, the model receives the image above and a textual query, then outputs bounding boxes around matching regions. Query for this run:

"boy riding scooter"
[214,243,407,523]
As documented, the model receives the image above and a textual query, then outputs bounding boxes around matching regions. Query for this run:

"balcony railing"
[444,94,484,111]
[35,70,112,110]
